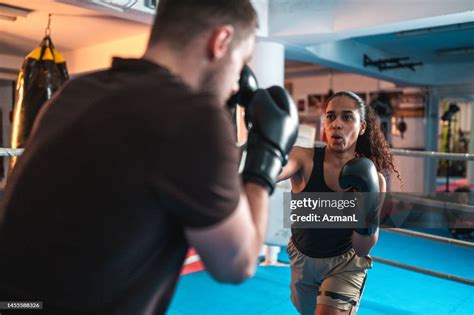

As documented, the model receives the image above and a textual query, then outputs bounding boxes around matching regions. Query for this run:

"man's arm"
[185,182,267,283]
[184,86,298,283]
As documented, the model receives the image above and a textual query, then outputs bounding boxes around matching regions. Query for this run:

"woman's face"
[324,96,366,152]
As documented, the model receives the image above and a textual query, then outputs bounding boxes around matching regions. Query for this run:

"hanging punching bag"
[10,35,69,169]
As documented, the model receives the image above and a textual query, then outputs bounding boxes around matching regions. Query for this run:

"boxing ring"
[174,147,474,314]
[1,147,473,314]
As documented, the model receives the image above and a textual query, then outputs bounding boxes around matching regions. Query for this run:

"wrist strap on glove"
[242,136,284,194]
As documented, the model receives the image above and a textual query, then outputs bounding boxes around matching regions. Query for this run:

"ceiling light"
[436,46,474,56]
[86,0,140,12]
[0,3,33,21]
[396,22,474,37]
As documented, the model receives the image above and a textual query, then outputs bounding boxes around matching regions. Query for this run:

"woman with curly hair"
[278,91,399,315]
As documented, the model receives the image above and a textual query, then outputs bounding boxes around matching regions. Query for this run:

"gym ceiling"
[1,0,473,88]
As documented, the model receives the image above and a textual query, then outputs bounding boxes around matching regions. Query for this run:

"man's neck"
[143,44,204,91]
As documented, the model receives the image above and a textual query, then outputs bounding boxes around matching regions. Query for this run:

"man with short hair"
[0,1,298,314]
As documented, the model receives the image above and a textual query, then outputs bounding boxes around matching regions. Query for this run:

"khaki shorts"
[287,239,372,315]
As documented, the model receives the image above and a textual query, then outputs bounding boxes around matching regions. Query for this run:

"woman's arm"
[277,146,304,182]
[352,172,386,257]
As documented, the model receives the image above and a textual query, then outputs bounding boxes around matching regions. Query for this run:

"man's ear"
[208,25,234,61]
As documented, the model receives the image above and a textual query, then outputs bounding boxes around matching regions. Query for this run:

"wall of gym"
[0,33,473,193]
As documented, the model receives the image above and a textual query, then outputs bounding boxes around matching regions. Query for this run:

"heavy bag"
[10,35,69,169]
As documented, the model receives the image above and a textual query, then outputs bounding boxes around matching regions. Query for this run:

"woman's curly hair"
[326,91,401,182]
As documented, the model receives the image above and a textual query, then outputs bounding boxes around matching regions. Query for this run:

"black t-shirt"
[0,58,240,314]
[291,146,353,258]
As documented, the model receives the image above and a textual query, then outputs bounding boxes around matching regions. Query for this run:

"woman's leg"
[287,240,319,315]
[315,250,370,315]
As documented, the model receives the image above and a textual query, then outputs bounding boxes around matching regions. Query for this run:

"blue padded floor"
[360,262,473,315]
[168,229,474,315]
[371,230,474,280]
[168,267,295,315]
[168,264,473,315]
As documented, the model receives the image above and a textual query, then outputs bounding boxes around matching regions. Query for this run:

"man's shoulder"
[70,58,182,91]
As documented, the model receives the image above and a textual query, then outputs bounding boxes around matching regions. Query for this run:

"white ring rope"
[390,148,474,161]
[0,148,24,157]
[3,145,474,161]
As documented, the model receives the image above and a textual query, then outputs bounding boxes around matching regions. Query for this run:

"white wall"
[0,54,23,81]
[63,32,149,75]
[390,156,424,192]
[391,117,426,149]
[289,72,396,104]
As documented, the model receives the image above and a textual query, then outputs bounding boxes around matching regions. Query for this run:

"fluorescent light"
[436,47,474,57]
[0,3,32,18]
[88,0,125,12]
[396,22,474,37]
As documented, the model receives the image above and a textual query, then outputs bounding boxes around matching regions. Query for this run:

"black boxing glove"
[226,65,259,110]
[242,86,299,194]
[339,157,380,236]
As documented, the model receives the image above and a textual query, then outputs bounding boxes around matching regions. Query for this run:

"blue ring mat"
[169,230,474,315]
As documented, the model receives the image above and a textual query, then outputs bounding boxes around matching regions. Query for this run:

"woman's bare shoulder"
[291,146,314,162]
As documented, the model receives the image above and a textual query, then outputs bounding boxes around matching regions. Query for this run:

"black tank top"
[291,146,353,258]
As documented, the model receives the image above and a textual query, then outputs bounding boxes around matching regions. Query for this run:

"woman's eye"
[343,114,353,121]
[326,114,335,120]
